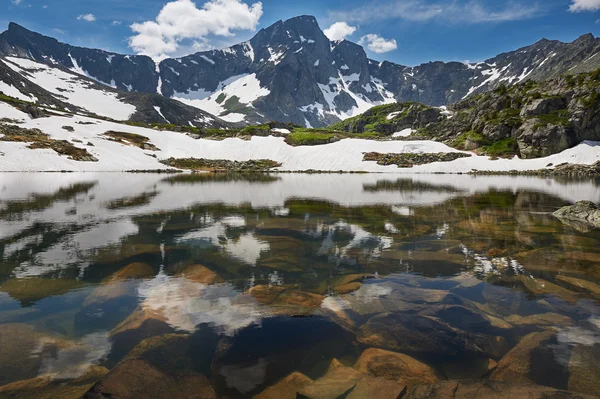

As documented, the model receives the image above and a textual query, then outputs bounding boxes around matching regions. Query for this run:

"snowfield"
[4,57,136,120]
[0,102,599,173]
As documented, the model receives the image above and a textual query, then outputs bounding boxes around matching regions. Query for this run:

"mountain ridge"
[2,17,600,127]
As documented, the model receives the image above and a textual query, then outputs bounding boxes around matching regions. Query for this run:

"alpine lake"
[1,172,600,399]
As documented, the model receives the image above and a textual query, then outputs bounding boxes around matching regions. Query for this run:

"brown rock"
[84,263,154,306]
[346,376,406,399]
[0,324,71,385]
[354,348,439,386]
[404,380,595,398]
[358,313,509,358]
[568,343,600,396]
[297,359,364,399]
[557,275,600,297]
[248,285,286,304]
[83,359,216,399]
[178,264,221,284]
[490,331,563,386]
[505,313,573,328]
[0,365,108,399]
[253,372,313,399]
[110,262,154,280]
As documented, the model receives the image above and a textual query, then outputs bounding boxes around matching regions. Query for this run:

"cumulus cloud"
[77,14,96,22]
[112,20,122,25]
[570,0,600,12]
[329,0,539,24]
[129,0,263,60]
[359,34,397,53]
[323,21,357,41]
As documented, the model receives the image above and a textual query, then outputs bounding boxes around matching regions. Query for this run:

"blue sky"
[3,0,600,66]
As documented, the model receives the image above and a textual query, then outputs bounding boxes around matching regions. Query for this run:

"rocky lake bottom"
[0,172,600,398]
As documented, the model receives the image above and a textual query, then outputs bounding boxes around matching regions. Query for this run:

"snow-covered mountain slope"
[0,56,230,128]
[1,101,599,173]
[2,18,599,128]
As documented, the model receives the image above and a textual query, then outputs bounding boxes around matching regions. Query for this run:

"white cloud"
[323,21,357,41]
[570,0,600,12]
[12,0,23,5]
[358,34,397,53]
[129,0,263,60]
[329,0,539,24]
[77,14,96,22]
[112,20,122,25]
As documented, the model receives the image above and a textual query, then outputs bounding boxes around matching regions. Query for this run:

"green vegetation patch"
[285,129,338,146]
[0,123,97,161]
[480,138,520,158]
[532,109,570,130]
[363,152,471,168]
[160,157,282,172]
[103,131,159,151]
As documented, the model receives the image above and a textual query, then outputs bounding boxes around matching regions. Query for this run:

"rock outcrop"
[553,201,600,230]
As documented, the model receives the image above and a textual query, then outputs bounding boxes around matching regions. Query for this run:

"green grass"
[480,138,520,158]
[533,109,570,130]
[484,108,522,128]
[329,102,431,134]
[285,130,336,146]
[452,130,491,149]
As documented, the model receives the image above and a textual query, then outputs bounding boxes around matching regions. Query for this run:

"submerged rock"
[490,331,567,388]
[253,372,313,399]
[83,262,154,306]
[403,380,595,398]
[0,323,70,385]
[177,264,222,284]
[353,348,439,386]
[83,359,217,399]
[553,201,600,231]
[357,312,509,358]
[568,343,600,396]
[297,359,405,399]
[0,365,108,399]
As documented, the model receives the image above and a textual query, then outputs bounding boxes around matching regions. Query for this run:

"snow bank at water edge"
[0,102,599,173]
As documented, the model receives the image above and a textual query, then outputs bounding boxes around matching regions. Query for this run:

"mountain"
[1,17,600,127]
[331,68,600,159]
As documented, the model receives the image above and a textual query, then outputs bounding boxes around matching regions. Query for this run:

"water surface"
[1,173,600,398]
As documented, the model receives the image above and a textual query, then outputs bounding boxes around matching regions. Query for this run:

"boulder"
[568,343,600,396]
[357,313,509,358]
[253,372,313,399]
[520,97,567,117]
[83,262,154,306]
[403,380,595,399]
[0,323,69,385]
[297,359,405,399]
[0,365,108,399]
[517,119,572,159]
[178,264,222,284]
[491,331,567,388]
[354,348,439,386]
[247,285,324,316]
[82,359,216,399]
[553,201,600,230]
[556,275,600,297]
[505,313,573,329]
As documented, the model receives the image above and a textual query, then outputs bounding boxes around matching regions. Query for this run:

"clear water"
[0,173,599,398]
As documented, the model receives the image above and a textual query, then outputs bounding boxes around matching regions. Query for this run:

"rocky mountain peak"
[2,19,600,128]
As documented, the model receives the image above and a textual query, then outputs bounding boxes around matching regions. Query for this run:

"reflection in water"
[0,173,600,397]
[138,274,263,335]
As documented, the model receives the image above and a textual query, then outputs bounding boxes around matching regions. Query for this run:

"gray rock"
[553,201,600,230]
[520,97,567,117]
